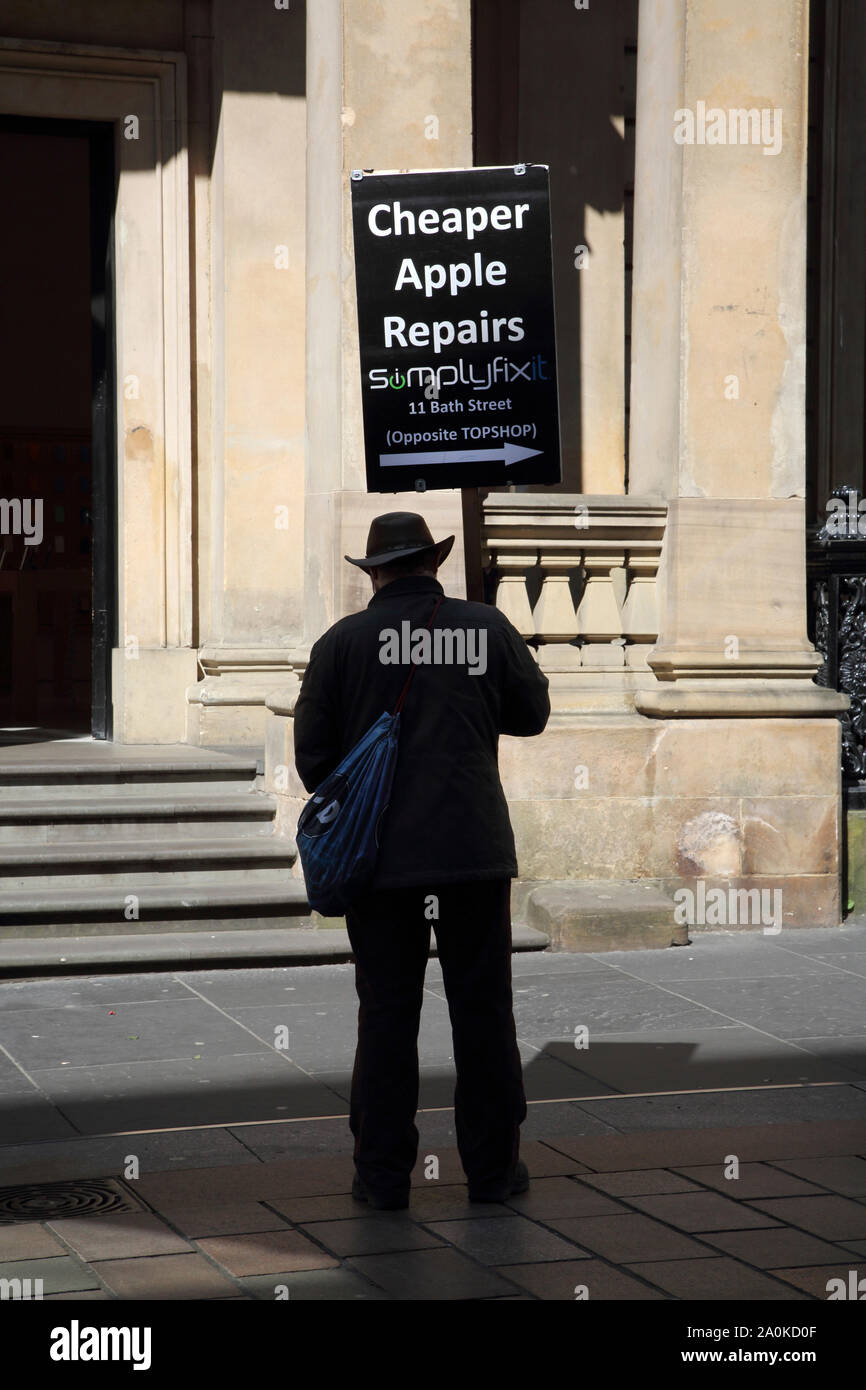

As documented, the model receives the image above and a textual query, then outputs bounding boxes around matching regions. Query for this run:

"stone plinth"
[502,714,843,930]
[526,881,686,952]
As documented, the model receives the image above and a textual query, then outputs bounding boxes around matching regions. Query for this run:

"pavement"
[1,923,866,1301]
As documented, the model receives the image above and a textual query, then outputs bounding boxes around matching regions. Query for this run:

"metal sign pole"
[461,485,489,603]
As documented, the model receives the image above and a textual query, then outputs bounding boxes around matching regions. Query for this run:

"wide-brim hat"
[345,511,455,571]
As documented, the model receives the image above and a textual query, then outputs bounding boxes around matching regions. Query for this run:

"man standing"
[293,512,550,1210]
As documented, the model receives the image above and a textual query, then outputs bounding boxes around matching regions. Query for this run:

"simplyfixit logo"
[368,354,550,392]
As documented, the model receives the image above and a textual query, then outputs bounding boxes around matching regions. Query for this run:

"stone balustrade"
[481,493,667,711]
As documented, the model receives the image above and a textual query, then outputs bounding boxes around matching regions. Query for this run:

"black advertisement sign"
[350,164,561,492]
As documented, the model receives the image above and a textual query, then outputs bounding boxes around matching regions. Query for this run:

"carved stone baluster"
[620,552,659,668]
[575,552,626,667]
[492,550,536,638]
[535,555,581,672]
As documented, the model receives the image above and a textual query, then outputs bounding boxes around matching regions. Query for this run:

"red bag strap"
[392,596,445,716]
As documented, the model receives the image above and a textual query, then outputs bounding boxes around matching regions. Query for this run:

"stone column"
[303,0,470,645]
[620,0,846,927]
[629,0,846,719]
[187,0,307,745]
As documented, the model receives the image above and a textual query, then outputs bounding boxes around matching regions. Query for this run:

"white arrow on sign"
[379,442,542,469]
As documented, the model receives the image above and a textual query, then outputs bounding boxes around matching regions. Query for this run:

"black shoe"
[468,1159,530,1204]
[351,1172,410,1211]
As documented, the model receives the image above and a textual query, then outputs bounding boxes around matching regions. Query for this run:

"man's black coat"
[292,574,550,890]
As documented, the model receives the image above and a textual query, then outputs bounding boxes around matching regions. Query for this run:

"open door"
[0,116,116,739]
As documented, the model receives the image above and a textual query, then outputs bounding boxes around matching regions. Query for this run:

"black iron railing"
[807,489,866,784]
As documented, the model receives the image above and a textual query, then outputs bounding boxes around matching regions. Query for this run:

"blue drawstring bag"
[296,597,443,916]
[296,710,400,916]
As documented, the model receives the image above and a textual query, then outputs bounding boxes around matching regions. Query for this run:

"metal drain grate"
[0,1178,144,1225]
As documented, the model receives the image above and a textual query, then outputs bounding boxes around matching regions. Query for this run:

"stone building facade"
[0,0,859,938]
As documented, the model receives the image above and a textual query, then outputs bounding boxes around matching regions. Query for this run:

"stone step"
[0,922,551,967]
[0,836,297,892]
[0,755,259,800]
[0,880,311,934]
[0,793,276,844]
[523,880,686,952]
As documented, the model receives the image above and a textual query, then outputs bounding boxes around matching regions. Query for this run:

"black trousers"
[344,877,527,1198]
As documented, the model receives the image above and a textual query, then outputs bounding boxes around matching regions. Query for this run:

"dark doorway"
[0,116,116,739]
[806,0,866,520]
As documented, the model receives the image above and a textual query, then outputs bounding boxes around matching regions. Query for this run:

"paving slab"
[196,1230,340,1276]
[765,923,866,957]
[836,1238,866,1256]
[176,965,358,1008]
[228,998,456,1070]
[424,1215,587,1265]
[28,1053,346,1133]
[572,1083,866,1132]
[344,1247,520,1300]
[769,1263,866,1297]
[146,1201,290,1238]
[545,1028,846,1094]
[45,1212,192,1260]
[299,1216,443,1257]
[0,999,271,1070]
[542,1213,718,1263]
[91,1252,238,1299]
[0,1223,67,1260]
[744,1194,866,1240]
[133,1155,356,1205]
[510,952,632,977]
[626,1256,811,1300]
[518,1049,618,1100]
[512,976,731,1039]
[0,1254,100,1294]
[0,1126,255,1184]
[701,1227,858,1269]
[786,1037,866,1079]
[0,974,197,1011]
[0,1092,79,1145]
[239,1267,390,1300]
[266,1192,387,1224]
[577,1169,703,1197]
[769,1155,866,1195]
[656,974,866,1039]
[504,1176,629,1220]
[543,1120,866,1171]
[0,1049,33,1085]
[674,1163,826,1200]
[596,936,836,982]
[793,954,866,979]
[495,1258,667,1300]
[225,1118,354,1163]
[518,1100,619,1139]
[621,1191,782,1232]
